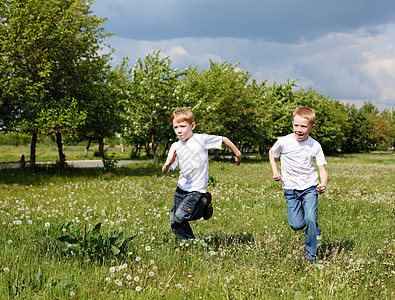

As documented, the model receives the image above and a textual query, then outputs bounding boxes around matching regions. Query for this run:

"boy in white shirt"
[269,106,328,261]
[162,107,242,241]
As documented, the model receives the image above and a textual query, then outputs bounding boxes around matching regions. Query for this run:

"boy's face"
[173,120,195,141]
[292,115,315,142]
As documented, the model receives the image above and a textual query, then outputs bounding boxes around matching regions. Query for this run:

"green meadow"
[0,153,393,299]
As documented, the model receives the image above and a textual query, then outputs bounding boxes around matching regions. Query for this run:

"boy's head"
[172,107,196,142]
[292,106,316,142]
[172,107,194,125]
[293,106,316,125]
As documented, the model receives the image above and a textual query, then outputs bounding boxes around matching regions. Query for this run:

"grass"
[0,144,135,164]
[0,153,394,299]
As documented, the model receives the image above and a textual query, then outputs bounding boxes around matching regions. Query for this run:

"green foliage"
[123,50,190,160]
[57,222,134,262]
[180,60,256,151]
[102,153,119,172]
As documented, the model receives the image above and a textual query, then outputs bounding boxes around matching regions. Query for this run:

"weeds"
[0,153,393,299]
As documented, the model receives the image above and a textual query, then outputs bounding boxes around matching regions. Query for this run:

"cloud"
[93,1,395,110]
[93,0,395,43]
[362,51,395,104]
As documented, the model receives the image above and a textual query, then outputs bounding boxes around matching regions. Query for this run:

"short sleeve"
[200,134,223,150]
[314,143,327,166]
[271,139,282,158]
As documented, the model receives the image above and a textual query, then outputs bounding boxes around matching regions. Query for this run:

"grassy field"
[0,144,134,164]
[0,153,393,299]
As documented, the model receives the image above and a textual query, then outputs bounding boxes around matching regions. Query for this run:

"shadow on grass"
[202,232,255,250]
[318,237,355,259]
[0,162,163,185]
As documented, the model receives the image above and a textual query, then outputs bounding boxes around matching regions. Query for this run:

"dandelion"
[135,257,141,262]
[115,279,122,287]
[105,277,111,282]
[44,222,50,228]
[377,249,383,254]
[3,267,10,272]
[149,260,155,265]
[135,286,142,291]
[7,240,12,244]
[126,274,132,281]
[145,245,151,251]
[69,291,75,297]
[134,276,140,282]
[148,271,155,277]
[109,267,116,273]
[28,220,32,224]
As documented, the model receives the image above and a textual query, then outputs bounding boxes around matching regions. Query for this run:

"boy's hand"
[273,172,281,181]
[316,184,326,194]
[168,150,177,165]
[235,154,242,166]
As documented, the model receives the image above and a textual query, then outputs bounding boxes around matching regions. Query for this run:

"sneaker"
[202,192,213,220]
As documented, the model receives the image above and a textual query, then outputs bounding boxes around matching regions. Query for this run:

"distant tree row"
[1,1,394,165]
[122,53,394,157]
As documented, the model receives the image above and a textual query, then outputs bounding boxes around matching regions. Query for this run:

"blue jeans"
[170,187,205,241]
[284,185,321,260]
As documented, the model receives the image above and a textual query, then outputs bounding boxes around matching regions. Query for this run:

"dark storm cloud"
[93,0,395,43]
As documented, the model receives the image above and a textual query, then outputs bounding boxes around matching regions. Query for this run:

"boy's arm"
[269,148,281,181]
[222,137,242,165]
[162,150,177,174]
[316,165,328,194]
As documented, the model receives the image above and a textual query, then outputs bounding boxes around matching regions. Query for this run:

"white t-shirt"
[166,133,223,192]
[271,134,327,190]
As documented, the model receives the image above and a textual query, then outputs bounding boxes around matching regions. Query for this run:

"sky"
[91,0,395,111]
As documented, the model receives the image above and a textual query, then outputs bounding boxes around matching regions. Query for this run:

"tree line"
[1,0,394,166]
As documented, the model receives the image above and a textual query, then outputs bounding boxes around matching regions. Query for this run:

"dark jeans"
[170,187,206,241]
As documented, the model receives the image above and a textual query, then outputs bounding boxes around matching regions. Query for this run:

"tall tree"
[0,0,111,165]
[125,50,189,161]
[180,60,255,152]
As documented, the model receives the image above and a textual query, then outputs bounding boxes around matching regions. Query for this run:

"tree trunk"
[56,132,65,164]
[151,133,158,163]
[214,149,219,159]
[145,143,150,157]
[85,138,92,156]
[162,137,171,157]
[134,143,141,157]
[30,131,37,167]
[97,137,102,157]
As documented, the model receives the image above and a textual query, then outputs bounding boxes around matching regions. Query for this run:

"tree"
[179,60,256,153]
[124,50,189,161]
[0,0,111,165]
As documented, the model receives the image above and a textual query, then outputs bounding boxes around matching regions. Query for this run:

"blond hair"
[293,106,315,125]
[171,107,195,124]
